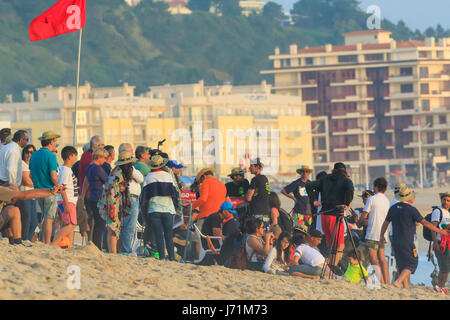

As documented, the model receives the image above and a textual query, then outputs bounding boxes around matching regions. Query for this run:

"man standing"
[29,131,61,244]
[0,130,29,187]
[0,128,11,151]
[225,168,250,199]
[134,146,151,179]
[168,160,184,191]
[246,158,271,220]
[306,162,354,266]
[379,187,448,289]
[431,192,450,295]
[357,177,390,284]
[102,145,115,175]
[281,165,313,228]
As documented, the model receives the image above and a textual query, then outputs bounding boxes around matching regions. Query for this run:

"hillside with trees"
[0,0,448,101]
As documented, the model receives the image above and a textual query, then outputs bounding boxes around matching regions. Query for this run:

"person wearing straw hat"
[98,151,137,254]
[29,130,61,244]
[281,165,313,228]
[431,191,450,294]
[380,187,449,289]
[225,167,250,199]
[141,154,179,260]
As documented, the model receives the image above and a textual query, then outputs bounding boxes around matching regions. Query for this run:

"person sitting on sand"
[0,184,63,245]
[379,187,449,289]
[343,251,368,284]
[245,217,274,271]
[288,230,325,279]
[263,231,291,275]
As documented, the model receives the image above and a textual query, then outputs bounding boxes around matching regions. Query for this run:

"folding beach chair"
[192,223,223,265]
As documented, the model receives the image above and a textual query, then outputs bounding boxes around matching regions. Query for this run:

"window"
[400,67,413,76]
[305,57,314,65]
[338,55,358,64]
[401,84,414,93]
[420,83,429,94]
[365,54,384,61]
[440,131,447,141]
[439,115,447,124]
[422,100,430,111]
[420,67,429,78]
[426,116,433,126]
[441,148,448,157]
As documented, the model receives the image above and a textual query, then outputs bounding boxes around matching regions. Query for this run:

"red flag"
[29,0,86,42]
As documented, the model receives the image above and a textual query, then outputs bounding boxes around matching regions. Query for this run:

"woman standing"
[81,148,109,250]
[99,151,135,254]
[263,231,291,275]
[20,144,37,241]
[141,155,180,261]
[269,192,281,228]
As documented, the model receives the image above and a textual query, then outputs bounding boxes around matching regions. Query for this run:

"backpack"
[423,206,443,242]
[222,233,255,270]
[278,208,294,235]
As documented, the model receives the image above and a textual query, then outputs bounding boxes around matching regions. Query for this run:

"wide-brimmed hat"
[228,167,245,177]
[38,131,61,141]
[296,165,313,174]
[396,187,416,202]
[294,224,308,235]
[439,192,450,199]
[196,167,215,182]
[393,183,407,194]
[115,151,137,166]
[148,154,169,169]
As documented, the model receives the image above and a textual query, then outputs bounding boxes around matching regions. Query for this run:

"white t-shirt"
[363,193,390,242]
[20,161,33,191]
[57,166,79,204]
[431,206,450,242]
[294,244,325,267]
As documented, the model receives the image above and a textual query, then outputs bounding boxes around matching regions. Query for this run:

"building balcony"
[331,111,374,119]
[64,120,101,127]
[285,148,303,156]
[285,131,303,139]
[333,145,376,152]
[273,80,317,90]
[404,140,450,148]
[330,78,372,87]
[387,92,420,100]
[331,96,374,103]
[331,128,376,136]
[419,73,450,81]
[385,75,418,83]
[404,123,450,132]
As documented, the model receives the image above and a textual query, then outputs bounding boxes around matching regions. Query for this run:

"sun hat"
[168,160,184,169]
[196,167,215,182]
[359,190,374,198]
[37,131,61,141]
[148,154,169,169]
[396,187,416,202]
[294,224,308,235]
[228,167,245,177]
[115,151,137,166]
[296,165,313,175]
[393,183,407,194]
[439,192,450,199]
[250,158,264,168]
[220,202,237,214]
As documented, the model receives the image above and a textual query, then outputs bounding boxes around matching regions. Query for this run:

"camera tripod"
[317,206,367,284]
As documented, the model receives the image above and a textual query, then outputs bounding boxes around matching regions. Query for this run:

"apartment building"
[262,30,450,185]
[0,82,167,156]
[148,80,312,179]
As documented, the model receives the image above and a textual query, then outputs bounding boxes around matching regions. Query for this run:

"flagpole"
[73,28,83,147]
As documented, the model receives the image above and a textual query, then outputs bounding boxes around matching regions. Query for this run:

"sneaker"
[434,285,448,295]
[440,287,448,295]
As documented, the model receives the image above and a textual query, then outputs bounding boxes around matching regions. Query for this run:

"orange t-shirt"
[192,176,227,220]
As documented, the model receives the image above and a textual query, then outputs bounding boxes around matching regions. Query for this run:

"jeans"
[24,199,38,241]
[147,211,175,260]
[289,264,322,276]
[121,196,139,254]
[87,199,106,251]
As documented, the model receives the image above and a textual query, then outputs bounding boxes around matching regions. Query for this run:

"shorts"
[293,213,312,227]
[393,244,418,274]
[435,245,450,273]
[37,195,58,220]
[57,201,77,225]
[321,215,344,249]
[288,264,322,276]
[365,239,384,251]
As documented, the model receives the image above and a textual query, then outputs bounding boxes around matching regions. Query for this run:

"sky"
[272,0,450,31]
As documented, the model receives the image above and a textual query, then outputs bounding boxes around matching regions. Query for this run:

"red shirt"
[78,150,93,194]
[191,176,227,220]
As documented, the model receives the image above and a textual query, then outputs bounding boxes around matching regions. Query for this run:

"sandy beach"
[0,186,448,300]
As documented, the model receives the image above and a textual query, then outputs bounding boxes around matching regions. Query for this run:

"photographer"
[245,217,274,272]
[306,162,354,266]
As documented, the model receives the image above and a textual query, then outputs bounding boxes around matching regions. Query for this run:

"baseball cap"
[220,202,237,214]
[168,160,184,169]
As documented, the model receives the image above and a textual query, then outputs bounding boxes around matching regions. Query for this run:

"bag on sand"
[423,206,442,242]
[278,208,294,234]
[220,233,254,270]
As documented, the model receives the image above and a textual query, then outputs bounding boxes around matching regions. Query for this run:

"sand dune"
[0,238,448,300]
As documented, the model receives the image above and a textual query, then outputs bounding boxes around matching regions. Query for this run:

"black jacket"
[306,171,354,213]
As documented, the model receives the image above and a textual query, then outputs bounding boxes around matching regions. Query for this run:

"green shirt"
[344,263,368,283]
[134,162,150,181]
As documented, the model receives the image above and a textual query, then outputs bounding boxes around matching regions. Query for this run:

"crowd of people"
[0,128,449,294]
